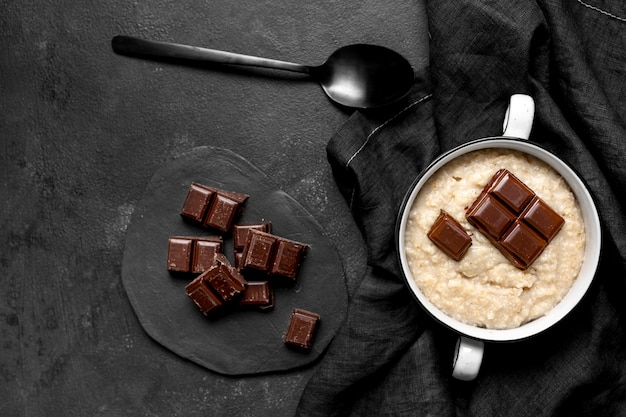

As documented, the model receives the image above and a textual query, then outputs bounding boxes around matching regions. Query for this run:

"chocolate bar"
[167,236,223,274]
[240,229,308,280]
[427,210,472,261]
[185,276,223,316]
[284,308,320,350]
[466,169,564,269]
[180,182,248,232]
[239,281,274,310]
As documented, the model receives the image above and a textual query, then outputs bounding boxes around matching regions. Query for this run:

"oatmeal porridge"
[403,149,585,329]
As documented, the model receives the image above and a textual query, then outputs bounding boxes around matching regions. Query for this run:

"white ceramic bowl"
[395,95,602,380]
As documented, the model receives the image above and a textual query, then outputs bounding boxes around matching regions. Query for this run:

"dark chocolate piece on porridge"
[427,210,472,261]
[466,169,565,270]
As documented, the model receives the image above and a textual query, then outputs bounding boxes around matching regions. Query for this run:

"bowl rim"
[396,137,602,342]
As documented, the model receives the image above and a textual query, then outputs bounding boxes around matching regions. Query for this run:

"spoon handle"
[111,35,310,74]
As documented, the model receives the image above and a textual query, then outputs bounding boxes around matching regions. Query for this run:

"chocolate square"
[284,308,320,350]
[466,194,517,240]
[181,183,214,223]
[241,230,278,272]
[239,281,274,310]
[203,193,241,232]
[270,239,308,279]
[167,237,194,272]
[427,210,472,261]
[233,223,272,250]
[520,197,565,242]
[201,264,246,303]
[490,169,535,213]
[185,276,223,316]
[191,237,223,274]
[500,220,547,267]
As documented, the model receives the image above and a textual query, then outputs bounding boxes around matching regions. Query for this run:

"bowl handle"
[502,94,535,140]
[452,336,484,381]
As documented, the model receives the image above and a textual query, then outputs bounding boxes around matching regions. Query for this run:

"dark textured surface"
[0,0,427,415]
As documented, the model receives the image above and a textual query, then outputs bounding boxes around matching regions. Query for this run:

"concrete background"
[1,1,428,415]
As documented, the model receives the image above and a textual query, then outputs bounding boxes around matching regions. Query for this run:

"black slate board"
[121,146,348,375]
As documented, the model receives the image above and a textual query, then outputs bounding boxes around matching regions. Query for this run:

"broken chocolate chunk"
[466,169,565,270]
[284,308,320,350]
[427,210,472,261]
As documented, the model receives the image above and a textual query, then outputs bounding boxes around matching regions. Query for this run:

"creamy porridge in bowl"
[397,138,601,342]
[404,148,585,330]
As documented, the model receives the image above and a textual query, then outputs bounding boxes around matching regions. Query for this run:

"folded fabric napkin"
[296,1,626,415]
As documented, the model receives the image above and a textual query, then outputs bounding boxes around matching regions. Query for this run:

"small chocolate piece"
[233,223,272,250]
[167,237,194,272]
[466,169,565,269]
[201,264,245,303]
[284,308,320,350]
[241,229,278,272]
[203,193,242,233]
[185,276,223,316]
[233,251,244,270]
[270,238,308,279]
[427,210,472,261]
[181,183,214,223]
[239,281,274,310]
[191,237,223,274]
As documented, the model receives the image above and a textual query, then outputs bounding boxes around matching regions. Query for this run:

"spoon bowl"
[111,35,415,109]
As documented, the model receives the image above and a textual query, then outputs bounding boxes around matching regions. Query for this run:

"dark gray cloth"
[296,0,626,415]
